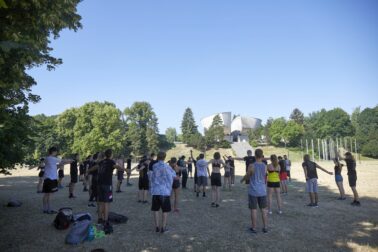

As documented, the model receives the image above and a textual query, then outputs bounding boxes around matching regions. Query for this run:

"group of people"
[37,145,360,235]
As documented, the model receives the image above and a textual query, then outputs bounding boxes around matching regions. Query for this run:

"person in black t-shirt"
[87,152,101,206]
[339,152,360,206]
[126,155,133,186]
[137,156,150,203]
[234,150,256,184]
[82,156,91,192]
[69,154,80,198]
[116,155,125,193]
[88,149,123,233]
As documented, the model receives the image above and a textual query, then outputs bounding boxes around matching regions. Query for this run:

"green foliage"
[283,121,304,147]
[158,134,175,151]
[355,106,378,158]
[247,128,262,147]
[305,108,354,139]
[0,0,82,172]
[181,108,198,143]
[205,114,225,148]
[187,132,206,150]
[124,102,159,156]
[290,108,304,125]
[269,117,286,146]
[165,127,177,143]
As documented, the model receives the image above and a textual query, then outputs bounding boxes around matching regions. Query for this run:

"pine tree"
[290,108,304,125]
[181,108,198,143]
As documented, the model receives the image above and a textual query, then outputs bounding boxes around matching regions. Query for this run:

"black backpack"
[54,207,73,230]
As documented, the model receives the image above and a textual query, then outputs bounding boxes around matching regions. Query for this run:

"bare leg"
[267,188,273,212]
[275,188,282,211]
[261,208,268,229]
[309,193,314,204]
[216,186,220,204]
[42,193,50,211]
[211,186,216,203]
[351,187,359,201]
[251,209,257,229]
[162,212,168,229]
[154,211,159,228]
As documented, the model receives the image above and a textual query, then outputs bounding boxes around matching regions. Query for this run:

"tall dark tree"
[355,106,378,157]
[290,108,304,125]
[0,0,82,173]
[205,114,224,147]
[181,108,198,143]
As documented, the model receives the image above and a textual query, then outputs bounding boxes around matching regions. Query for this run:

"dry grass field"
[0,159,377,252]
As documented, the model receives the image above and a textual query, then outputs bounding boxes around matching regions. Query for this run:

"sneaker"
[116,190,122,193]
[353,201,361,206]
[313,203,319,208]
[46,210,57,214]
[211,202,216,207]
[196,192,199,197]
[155,227,160,233]
[88,203,96,207]
[104,224,113,235]
[138,200,142,203]
[173,208,180,213]
[127,183,133,186]
[83,188,88,192]
[215,204,220,208]
[278,210,283,215]
[306,203,314,207]
[268,211,272,215]
[262,228,268,234]
[249,228,257,234]
[69,195,76,199]
[202,193,206,197]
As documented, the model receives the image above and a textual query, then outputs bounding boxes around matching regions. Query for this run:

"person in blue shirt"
[150,151,179,233]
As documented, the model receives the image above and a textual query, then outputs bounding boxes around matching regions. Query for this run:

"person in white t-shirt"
[196,154,210,198]
[284,155,291,182]
[42,147,72,214]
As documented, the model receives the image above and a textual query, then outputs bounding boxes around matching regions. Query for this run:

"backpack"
[65,219,91,245]
[73,212,92,222]
[53,207,73,230]
[108,212,128,224]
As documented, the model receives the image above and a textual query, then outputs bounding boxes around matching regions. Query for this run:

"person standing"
[333,158,346,200]
[116,155,125,193]
[190,150,198,193]
[302,154,333,207]
[208,152,225,207]
[196,154,210,198]
[339,152,360,206]
[36,158,45,193]
[278,156,288,194]
[42,147,72,214]
[179,156,188,189]
[284,155,291,182]
[126,155,133,186]
[266,155,282,215]
[187,157,193,179]
[137,156,150,203]
[150,152,178,233]
[169,157,181,212]
[240,149,268,234]
[222,156,232,191]
[68,153,80,198]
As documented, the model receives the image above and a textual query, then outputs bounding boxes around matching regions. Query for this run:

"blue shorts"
[335,175,343,182]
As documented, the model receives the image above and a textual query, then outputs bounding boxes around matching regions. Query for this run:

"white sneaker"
[268,211,273,215]
[278,210,283,215]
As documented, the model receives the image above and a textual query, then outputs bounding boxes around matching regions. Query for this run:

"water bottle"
[87,225,95,241]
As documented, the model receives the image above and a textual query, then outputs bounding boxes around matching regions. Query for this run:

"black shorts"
[172,179,180,189]
[38,171,44,178]
[70,175,78,183]
[211,173,222,187]
[42,179,58,193]
[117,171,124,181]
[151,195,171,213]
[97,185,113,203]
[249,195,267,210]
[188,166,193,173]
[348,174,357,187]
[58,170,64,178]
[267,182,280,188]
[79,167,85,175]
[138,177,149,190]
[224,171,231,178]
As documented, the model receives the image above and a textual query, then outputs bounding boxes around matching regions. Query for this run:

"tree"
[263,117,274,144]
[188,133,206,150]
[290,108,304,125]
[205,114,225,148]
[0,0,82,173]
[283,121,304,147]
[165,127,177,143]
[247,128,263,147]
[181,108,198,143]
[268,118,287,146]
[356,106,378,158]
[124,102,159,156]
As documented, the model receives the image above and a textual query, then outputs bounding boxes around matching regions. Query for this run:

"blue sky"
[28,0,378,133]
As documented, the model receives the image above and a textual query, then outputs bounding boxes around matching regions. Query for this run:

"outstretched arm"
[316,164,333,175]
[241,164,254,183]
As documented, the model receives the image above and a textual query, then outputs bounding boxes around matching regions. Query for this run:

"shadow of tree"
[0,174,377,252]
